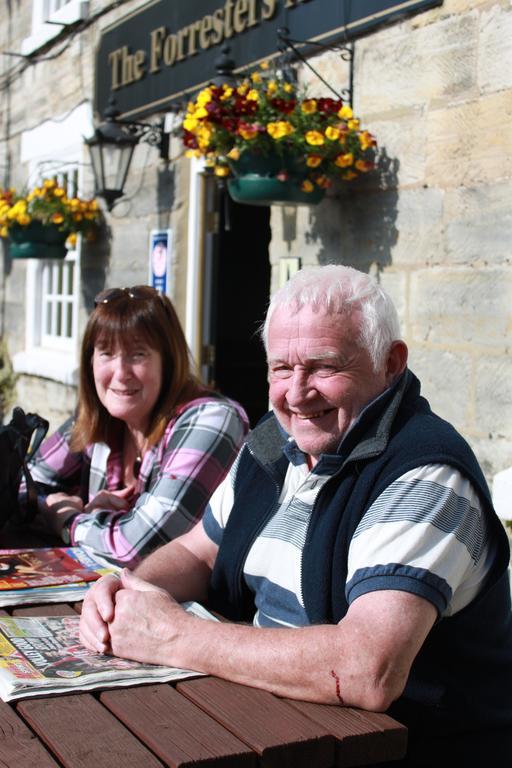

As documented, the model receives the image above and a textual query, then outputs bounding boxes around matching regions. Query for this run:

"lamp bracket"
[119,118,170,160]
[276,27,353,106]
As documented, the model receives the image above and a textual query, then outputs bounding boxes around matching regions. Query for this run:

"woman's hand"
[45,492,84,536]
[84,486,136,514]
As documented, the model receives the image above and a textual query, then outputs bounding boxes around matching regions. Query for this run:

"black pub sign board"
[94,0,442,120]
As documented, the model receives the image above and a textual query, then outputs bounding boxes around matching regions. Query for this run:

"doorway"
[202,178,271,428]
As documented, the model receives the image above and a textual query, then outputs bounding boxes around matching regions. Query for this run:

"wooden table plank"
[288,700,407,766]
[177,678,334,768]
[17,693,165,768]
[0,699,58,768]
[101,684,257,768]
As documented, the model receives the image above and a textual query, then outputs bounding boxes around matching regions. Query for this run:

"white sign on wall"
[148,229,172,295]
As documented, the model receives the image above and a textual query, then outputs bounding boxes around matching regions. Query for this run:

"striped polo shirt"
[203,450,493,628]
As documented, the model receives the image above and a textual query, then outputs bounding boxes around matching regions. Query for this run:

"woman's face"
[92,336,163,433]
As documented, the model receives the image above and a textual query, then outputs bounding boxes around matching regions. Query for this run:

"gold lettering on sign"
[211,9,224,45]
[223,0,235,39]
[108,46,146,88]
[106,0,302,93]
[149,26,166,73]
[261,0,277,20]
[233,0,248,33]
[108,49,123,90]
[199,15,214,49]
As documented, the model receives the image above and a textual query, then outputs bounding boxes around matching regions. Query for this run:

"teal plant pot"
[8,222,69,260]
[227,149,325,206]
[227,176,325,206]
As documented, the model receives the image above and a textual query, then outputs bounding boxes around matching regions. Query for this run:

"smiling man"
[80,265,512,767]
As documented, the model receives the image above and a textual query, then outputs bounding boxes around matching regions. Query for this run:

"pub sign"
[95,0,442,120]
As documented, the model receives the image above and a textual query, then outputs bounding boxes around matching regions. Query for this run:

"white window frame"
[21,0,89,56]
[13,103,94,386]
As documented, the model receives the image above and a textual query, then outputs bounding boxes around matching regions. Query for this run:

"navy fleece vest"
[208,370,512,745]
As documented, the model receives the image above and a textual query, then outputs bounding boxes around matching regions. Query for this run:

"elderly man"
[80,265,512,767]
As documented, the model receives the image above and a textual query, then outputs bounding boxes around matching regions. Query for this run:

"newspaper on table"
[0,547,119,607]
[0,602,215,701]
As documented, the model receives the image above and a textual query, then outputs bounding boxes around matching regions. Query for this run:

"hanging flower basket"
[227,151,325,205]
[8,221,69,260]
[180,61,377,207]
[0,179,101,259]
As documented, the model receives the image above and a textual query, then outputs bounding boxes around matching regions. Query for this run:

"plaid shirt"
[26,396,248,567]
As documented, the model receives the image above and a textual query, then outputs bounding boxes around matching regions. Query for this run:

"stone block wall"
[270,0,512,482]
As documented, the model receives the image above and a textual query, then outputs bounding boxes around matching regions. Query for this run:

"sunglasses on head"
[94,286,161,307]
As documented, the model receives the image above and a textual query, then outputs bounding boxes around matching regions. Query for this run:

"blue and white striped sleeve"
[346,464,493,617]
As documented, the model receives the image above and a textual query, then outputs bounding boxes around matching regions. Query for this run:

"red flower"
[271,98,297,114]
[317,98,342,114]
[183,131,198,149]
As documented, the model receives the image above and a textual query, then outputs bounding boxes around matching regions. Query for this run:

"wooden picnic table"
[0,528,407,767]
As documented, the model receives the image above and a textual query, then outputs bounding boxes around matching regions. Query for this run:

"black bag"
[0,406,49,530]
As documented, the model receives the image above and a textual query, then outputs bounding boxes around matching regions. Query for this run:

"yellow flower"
[348,118,360,131]
[214,165,230,177]
[306,155,322,168]
[239,124,259,140]
[344,171,358,180]
[247,89,259,102]
[237,83,249,96]
[196,88,212,106]
[305,131,324,146]
[16,213,31,225]
[251,72,262,83]
[66,233,78,248]
[335,152,354,167]
[267,121,294,139]
[301,99,317,114]
[227,147,240,160]
[283,83,294,93]
[266,81,278,95]
[51,212,64,224]
[338,105,353,120]
[220,86,233,101]
[358,131,375,150]
[301,180,314,193]
[193,107,209,119]
[53,187,65,198]
[0,226,8,238]
[355,159,374,172]
[43,179,56,189]
[183,117,198,132]
[315,175,331,189]
[325,126,340,141]
[185,149,201,158]
[260,60,270,70]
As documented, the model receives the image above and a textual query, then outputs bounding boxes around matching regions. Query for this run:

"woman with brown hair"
[25,286,248,567]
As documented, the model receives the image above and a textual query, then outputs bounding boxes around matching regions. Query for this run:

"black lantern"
[85,97,169,211]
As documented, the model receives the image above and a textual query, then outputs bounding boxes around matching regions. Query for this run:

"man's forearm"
[134,539,211,603]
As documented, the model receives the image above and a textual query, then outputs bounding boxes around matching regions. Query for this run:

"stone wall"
[270,0,512,482]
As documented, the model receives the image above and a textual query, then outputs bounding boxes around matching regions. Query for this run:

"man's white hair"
[262,265,401,370]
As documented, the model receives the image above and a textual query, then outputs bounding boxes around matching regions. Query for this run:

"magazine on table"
[0,547,119,607]
[0,602,215,701]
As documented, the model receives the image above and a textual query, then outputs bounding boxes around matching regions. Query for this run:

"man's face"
[267,305,393,464]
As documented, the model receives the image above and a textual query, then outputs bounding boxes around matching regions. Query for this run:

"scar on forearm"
[330,669,345,705]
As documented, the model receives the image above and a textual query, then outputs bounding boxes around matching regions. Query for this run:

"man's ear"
[385,341,408,384]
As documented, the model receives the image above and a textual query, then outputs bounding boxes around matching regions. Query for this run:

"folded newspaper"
[0,547,119,607]
[0,602,215,701]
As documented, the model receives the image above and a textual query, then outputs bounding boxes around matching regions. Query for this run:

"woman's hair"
[71,286,206,451]
[261,265,401,370]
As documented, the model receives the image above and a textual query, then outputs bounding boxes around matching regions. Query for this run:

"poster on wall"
[148,229,172,295]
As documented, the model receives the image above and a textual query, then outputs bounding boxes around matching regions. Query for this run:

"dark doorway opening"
[204,184,271,428]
